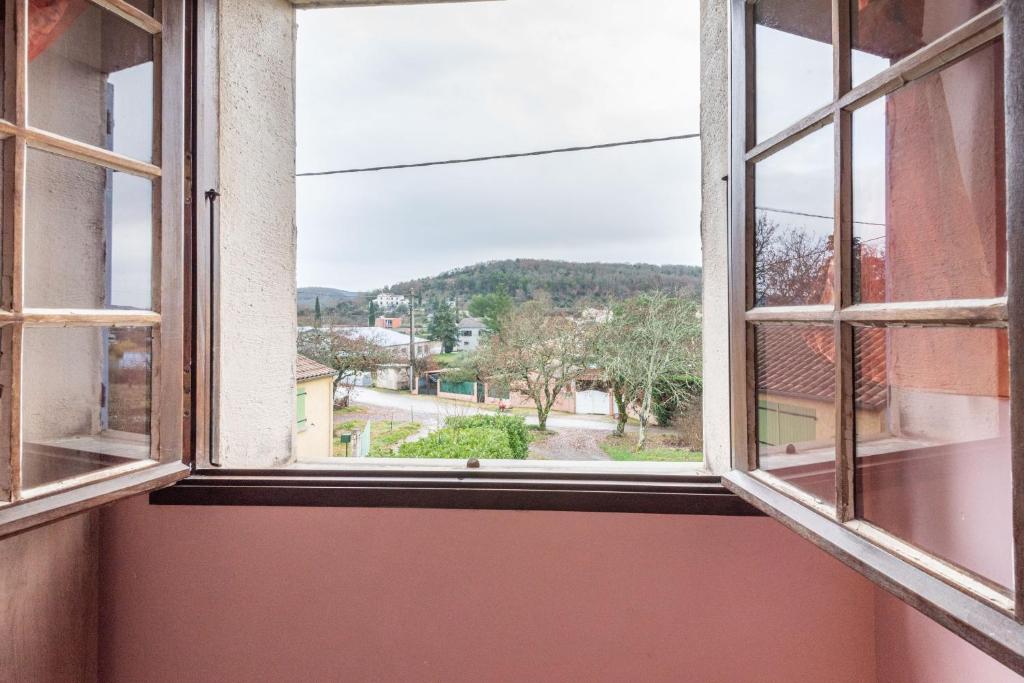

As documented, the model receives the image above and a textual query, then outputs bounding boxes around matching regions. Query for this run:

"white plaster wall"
[216,0,297,467]
[699,0,731,473]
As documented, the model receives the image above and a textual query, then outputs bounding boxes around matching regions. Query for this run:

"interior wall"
[0,513,99,682]
[874,589,1023,682]
[99,496,878,683]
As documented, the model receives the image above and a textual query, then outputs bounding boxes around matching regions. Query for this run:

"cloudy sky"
[295,0,700,292]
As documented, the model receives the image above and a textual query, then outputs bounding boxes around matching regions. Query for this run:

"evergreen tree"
[426,299,458,353]
[367,300,378,327]
[314,296,322,324]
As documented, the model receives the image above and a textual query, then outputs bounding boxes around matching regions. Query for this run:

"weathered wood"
[838,4,1004,113]
[833,0,854,518]
[840,298,1008,325]
[10,308,162,325]
[745,105,834,164]
[89,0,163,34]
[159,0,185,464]
[1004,0,1024,622]
[745,304,834,323]
[193,0,220,467]
[23,127,162,178]
[0,461,188,539]
[723,470,1024,675]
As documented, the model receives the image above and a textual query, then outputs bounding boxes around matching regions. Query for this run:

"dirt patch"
[528,427,611,461]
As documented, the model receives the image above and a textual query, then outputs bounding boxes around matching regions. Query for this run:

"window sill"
[150,468,760,515]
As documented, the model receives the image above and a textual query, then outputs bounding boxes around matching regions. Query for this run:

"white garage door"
[576,389,609,415]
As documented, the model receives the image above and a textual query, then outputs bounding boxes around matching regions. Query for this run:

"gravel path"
[528,427,611,461]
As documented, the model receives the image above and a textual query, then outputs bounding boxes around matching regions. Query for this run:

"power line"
[757,206,886,228]
[295,133,700,177]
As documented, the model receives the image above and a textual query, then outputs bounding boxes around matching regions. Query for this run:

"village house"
[373,291,407,309]
[456,316,487,351]
[294,355,336,459]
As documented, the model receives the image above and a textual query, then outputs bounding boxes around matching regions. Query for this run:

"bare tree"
[755,215,833,306]
[596,293,701,451]
[297,328,395,407]
[477,295,593,431]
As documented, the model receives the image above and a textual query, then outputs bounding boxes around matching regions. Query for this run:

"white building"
[456,317,488,351]
[373,291,408,309]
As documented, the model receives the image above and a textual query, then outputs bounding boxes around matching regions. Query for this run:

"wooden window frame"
[0,0,190,539]
[724,0,1024,671]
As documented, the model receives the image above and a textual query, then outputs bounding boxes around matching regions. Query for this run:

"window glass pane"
[754,0,832,141]
[754,124,835,307]
[854,326,1011,588]
[852,0,999,85]
[26,149,153,310]
[28,2,154,162]
[756,324,836,508]
[21,326,152,492]
[852,41,1005,304]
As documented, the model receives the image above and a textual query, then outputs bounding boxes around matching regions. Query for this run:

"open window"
[0,0,188,537]
[723,0,1024,669]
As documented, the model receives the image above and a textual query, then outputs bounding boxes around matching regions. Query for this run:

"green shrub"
[445,414,529,459]
[397,426,515,459]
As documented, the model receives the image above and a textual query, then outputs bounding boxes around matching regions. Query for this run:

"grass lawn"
[433,353,464,367]
[334,405,363,416]
[369,422,423,456]
[600,435,702,463]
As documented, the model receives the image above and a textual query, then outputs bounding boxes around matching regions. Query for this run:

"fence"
[354,420,371,458]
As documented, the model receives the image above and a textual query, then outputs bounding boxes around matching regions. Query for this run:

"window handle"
[205,189,221,467]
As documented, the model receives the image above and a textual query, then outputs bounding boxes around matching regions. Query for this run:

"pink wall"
[874,588,1023,682]
[99,497,877,682]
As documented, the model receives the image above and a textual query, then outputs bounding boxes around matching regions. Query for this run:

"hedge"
[445,414,529,459]
[397,426,515,459]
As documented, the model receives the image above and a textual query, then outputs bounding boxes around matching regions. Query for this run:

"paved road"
[349,388,620,433]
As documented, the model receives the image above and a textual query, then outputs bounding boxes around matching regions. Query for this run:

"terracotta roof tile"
[296,354,336,382]
[756,326,887,411]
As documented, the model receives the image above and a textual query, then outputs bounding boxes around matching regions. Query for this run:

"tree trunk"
[613,385,628,436]
[635,392,652,451]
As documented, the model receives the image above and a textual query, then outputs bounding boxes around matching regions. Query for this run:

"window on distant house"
[285,0,704,469]
[725,0,1021,659]
[0,0,187,532]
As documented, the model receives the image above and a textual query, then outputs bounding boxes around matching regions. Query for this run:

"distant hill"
[297,287,363,311]
[380,259,702,309]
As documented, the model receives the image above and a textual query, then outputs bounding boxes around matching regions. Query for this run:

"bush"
[397,426,515,459]
[445,414,529,459]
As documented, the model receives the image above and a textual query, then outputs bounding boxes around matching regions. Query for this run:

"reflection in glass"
[26,149,153,310]
[852,0,999,85]
[854,327,1011,588]
[21,326,152,491]
[852,41,1005,304]
[756,325,836,507]
[754,0,832,141]
[28,2,154,161]
[754,124,834,307]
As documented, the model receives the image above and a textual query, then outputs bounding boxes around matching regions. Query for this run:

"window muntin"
[732,0,1015,617]
[851,0,1000,86]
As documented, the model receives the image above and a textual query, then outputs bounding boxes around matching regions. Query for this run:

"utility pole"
[408,290,416,390]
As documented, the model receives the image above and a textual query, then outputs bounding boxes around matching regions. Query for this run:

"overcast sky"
[295,0,700,292]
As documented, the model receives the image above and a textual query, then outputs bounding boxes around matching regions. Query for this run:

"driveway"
[349,388,620,433]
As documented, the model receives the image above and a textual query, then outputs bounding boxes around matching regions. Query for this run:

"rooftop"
[296,354,336,382]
